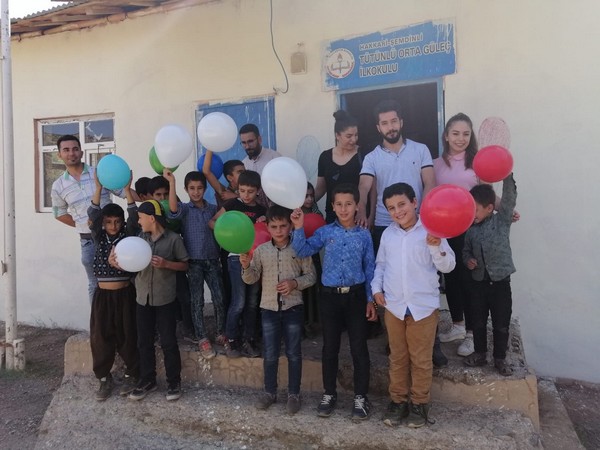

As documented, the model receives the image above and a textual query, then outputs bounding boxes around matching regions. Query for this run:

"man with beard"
[356,100,435,252]
[239,123,281,208]
[239,123,281,175]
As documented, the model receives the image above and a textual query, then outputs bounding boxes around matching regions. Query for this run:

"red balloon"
[304,213,326,238]
[473,145,513,183]
[420,185,476,238]
[249,222,271,256]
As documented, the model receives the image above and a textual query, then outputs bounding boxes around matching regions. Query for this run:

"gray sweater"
[463,174,517,282]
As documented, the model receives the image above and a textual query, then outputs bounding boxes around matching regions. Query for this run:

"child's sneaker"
[95,375,113,402]
[464,352,487,367]
[198,338,216,359]
[438,323,466,342]
[457,333,474,357]
[494,358,513,377]
[166,382,181,401]
[351,394,371,421]
[286,394,301,415]
[255,392,277,410]
[215,334,228,347]
[224,340,241,358]
[241,339,260,358]
[119,374,138,397]
[128,380,157,401]
[407,402,434,428]
[317,393,337,417]
[382,401,408,427]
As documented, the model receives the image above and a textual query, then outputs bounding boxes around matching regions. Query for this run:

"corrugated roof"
[11,0,211,40]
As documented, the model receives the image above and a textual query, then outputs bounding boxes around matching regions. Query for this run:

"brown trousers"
[385,309,438,405]
[90,283,139,379]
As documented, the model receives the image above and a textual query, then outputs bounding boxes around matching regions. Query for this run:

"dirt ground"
[0,323,77,450]
[1,322,600,449]
[556,380,600,450]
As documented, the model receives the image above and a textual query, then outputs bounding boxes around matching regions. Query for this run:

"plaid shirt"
[168,200,220,260]
[51,164,116,234]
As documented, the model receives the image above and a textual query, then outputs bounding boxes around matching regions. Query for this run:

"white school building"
[1,0,598,383]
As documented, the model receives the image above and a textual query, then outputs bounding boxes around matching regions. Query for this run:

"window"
[36,114,115,212]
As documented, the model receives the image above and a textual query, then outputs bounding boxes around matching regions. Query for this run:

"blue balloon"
[197,153,224,179]
[97,154,130,190]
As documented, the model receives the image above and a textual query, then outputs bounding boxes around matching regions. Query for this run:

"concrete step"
[36,375,541,450]
[65,317,539,429]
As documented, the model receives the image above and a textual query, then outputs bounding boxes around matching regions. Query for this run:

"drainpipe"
[1,0,23,370]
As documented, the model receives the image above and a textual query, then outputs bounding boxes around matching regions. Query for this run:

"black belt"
[80,233,92,240]
[321,284,364,294]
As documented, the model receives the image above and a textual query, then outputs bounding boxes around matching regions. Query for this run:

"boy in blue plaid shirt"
[164,169,226,359]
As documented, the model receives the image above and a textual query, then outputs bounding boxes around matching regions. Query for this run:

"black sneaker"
[433,336,448,368]
[382,401,409,427]
[119,374,138,397]
[351,394,371,421]
[96,375,113,402]
[166,382,181,401]
[241,339,260,358]
[128,380,157,401]
[286,394,301,415]
[407,402,435,428]
[255,392,277,410]
[464,352,487,367]
[225,340,242,358]
[317,393,337,417]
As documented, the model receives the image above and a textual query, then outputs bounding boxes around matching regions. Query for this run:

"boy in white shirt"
[372,182,455,428]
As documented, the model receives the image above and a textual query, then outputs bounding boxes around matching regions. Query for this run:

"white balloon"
[261,157,307,209]
[197,112,238,153]
[114,237,153,272]
[154,124,193,168]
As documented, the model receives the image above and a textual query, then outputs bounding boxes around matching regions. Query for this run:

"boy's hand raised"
[290,208,304,230]
[239,253,251,269]
[163,168,175,184]
[426,233,441,246]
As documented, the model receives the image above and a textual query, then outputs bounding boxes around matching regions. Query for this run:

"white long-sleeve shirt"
[371,219,455,321]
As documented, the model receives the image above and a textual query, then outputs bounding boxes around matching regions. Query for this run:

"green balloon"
[159,199,181,233]
[214,211,255,254]
[149,146,178,175]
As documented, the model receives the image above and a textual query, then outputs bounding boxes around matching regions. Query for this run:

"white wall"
[2,0,599,382]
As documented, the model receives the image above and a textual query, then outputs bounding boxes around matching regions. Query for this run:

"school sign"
[323,19,456,91]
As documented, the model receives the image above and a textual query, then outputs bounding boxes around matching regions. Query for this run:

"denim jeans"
[226,256,259,341]
[188,259,226,339]
[261,306,303,395]
[136,301,181,386]
[80,237,97,304]
[320,287,370,396]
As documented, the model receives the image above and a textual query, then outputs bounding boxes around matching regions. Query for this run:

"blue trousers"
[261,306,303,395]
[188,259,226,339]
[225,256,259,341]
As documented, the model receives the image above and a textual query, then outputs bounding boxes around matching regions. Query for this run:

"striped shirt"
[51,164,116,234]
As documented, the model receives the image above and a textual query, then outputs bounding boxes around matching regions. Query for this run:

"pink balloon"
[420,185,476,238]
[473,145,513,183]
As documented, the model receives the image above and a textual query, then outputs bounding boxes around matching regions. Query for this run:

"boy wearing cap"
[113,200,189,402]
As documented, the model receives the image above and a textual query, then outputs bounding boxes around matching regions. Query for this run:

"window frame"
[36,113,116,213]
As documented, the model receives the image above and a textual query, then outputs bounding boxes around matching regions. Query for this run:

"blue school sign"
[323,19,456,91]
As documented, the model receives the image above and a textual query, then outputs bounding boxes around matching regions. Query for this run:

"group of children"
[89,151,517,428]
